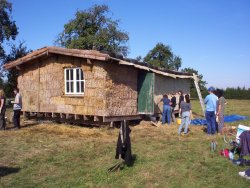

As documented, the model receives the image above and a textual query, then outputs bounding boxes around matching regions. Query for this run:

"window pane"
[76,81,80,92]
[76,69,80,80]
[70,82,74,92]
[80,70,84,80]
[66,69,69,80]
[81,81,84,92]
[70,69,74,80]
[66,82,70,92]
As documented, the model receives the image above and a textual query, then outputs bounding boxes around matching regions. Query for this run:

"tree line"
[223,87,250,100]
[190,86,250,100]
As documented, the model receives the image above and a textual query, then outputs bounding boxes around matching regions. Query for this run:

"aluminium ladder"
[193,73,205,117]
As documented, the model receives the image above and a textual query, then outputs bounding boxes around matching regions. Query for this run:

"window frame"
[64,67,85,95]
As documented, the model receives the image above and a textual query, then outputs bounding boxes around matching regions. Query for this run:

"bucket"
[176,118,182,125]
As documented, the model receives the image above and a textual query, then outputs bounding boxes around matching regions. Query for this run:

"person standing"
[178,90,184,109]
[12,88,22,129]
[170,93,176,122]
[159,94,171,125]
[178,94,192,135]
[0,89,6,130]
[204,87,217,135]
[216,89,226,135]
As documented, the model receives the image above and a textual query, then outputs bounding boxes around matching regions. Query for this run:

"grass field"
[1,100,250,187]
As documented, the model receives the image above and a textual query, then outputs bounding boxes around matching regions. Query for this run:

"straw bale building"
[4,47,193,123]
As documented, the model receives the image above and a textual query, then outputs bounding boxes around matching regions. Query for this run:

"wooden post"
[193,73,205,116]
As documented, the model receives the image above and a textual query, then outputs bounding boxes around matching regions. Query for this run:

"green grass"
[1,100,250,187]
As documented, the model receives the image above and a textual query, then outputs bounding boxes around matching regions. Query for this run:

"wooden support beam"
[74,114,82,120]
[16,65,21,70]
[94,116,99,122]
[30,112,37,117]
[37,112,44,118]
[60,113,66,119]
[83,115,90,121]
[23,111,30,118]
[45,112,52,118]
[93,116,103,122]
[103,115,142,122]
[52,113,59,118]
[66,114,73,119]
[87,58,93,65]
[110,121,114,128]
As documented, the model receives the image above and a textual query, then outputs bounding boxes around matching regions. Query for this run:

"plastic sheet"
[191,114,248,125]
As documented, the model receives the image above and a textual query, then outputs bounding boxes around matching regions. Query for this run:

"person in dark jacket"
[170,93,177,122]
[115,120,132,166]
[158,94,171,125]
[178,90,184,109]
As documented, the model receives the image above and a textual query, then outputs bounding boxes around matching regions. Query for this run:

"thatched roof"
[4,46,193,79]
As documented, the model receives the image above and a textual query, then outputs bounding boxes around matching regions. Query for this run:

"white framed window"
[64,68,85,95]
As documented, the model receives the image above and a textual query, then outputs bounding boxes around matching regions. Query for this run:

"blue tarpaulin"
[191,114,248,125]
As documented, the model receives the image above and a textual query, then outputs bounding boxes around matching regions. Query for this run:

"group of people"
[158,91,193,135]
[158,86,227,136]
[159,91,184,125]
[204,86,226,135]
[0,88,22,130]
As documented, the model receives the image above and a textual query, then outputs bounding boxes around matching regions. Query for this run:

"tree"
[56,4,129,56]
[3,42,30,97]
[0,0,18,60]
[181,67,207,98]
[143,43,182,71]
[172,56,182,71]
[0,0,18,87]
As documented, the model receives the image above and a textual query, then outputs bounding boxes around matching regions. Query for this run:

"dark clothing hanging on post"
[115,120,132,166]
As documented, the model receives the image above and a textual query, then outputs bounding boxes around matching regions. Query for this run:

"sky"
[7,0,250,89]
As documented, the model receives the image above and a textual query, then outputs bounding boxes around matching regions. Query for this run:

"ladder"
[193,73,205,116]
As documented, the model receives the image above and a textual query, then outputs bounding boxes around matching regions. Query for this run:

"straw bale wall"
[105,63,138,116]
[17,54,138,117]
[18,55,108,116]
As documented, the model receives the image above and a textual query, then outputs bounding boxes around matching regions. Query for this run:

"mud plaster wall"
[154,74,191,113]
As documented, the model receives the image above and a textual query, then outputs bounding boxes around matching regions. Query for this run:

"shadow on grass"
[128,154,137,167]
[0,166,20,177]
[107,154,137,173]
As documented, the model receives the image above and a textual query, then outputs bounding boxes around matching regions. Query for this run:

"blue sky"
[8,0,250,88]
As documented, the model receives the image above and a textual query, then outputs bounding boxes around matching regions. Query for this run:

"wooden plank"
[103,115,142,122]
